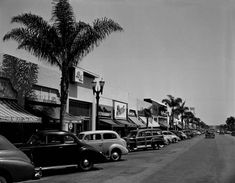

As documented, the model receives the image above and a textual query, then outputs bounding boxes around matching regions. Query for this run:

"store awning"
[128,116,145,127]
[99,119,121,127]
[115,119,137,127]
[0,99,41,123]
[64,113,83,124]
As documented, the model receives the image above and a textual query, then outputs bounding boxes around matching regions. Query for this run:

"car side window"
[64,135,75,144]
[138,132,144,137]
[84,134,93,141]
[103,133,117,139]
[153,130,161,135]
[95,134,102,140]
[47,135,63,145]
[145,131,152,136]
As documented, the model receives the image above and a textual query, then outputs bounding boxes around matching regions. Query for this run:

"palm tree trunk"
[60,64,69,130]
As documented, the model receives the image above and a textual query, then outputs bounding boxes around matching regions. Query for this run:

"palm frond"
[3,24,62,68]
[93,17,123,39]
[52,0,76,46]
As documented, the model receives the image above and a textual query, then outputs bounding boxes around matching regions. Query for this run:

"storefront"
[0,75,41,143]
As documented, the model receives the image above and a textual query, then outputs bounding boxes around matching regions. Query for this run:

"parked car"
[78,130,128,161]
[162,131,181,143]
[171,130,187,140]
[182,130,194,138]
[17,130,106,173]
[219,131,225,135]
[124,128,166,151]
[0,135,37,183]
[205,130,215,138]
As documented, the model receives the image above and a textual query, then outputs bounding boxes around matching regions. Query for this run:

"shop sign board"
[114,101,127,120]
[74,67,84,84]
[98,105,112,118]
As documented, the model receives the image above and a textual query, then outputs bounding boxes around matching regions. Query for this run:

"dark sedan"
[205,130,215,138]
[0,135,35,183]
[18,130,106,174]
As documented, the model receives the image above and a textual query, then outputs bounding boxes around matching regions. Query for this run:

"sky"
[1,0,235,125]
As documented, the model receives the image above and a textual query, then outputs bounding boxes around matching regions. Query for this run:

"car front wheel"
[78,156,94,171]
[110,149,121,161]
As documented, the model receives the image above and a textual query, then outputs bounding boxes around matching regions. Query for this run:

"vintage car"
[0,135,37,183]
[18,130,106,173]
[171,130,187,140]
[78,130,128,161]
[205,130,215,138]
[162,130,181,143]
[124,128,166,151]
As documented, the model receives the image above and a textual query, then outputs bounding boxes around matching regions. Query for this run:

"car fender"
[0,159,34,182]
[108,144,128,155]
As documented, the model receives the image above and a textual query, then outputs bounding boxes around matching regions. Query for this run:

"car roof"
[79,130,118,134]
[35,130,73,136]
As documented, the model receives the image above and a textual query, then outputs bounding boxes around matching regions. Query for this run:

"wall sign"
[74,68,84,83]
[114,101,127,120]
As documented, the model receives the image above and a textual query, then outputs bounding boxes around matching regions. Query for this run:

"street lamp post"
[92,79,105,130]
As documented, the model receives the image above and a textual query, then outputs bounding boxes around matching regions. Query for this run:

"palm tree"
[175,101,188,129]
[162,95,182,129]
[184,111,194,129]
[3,0,123,130]
[144,108,152,128]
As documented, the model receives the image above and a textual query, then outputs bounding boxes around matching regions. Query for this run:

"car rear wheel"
[0,175,8,183]
[151,143,156,150]
[78,156,94,171]
[110,150,121,161]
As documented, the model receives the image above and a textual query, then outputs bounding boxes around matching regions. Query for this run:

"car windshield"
[27,134,43,145]
[127,131,137,138]
[78,133,85,140]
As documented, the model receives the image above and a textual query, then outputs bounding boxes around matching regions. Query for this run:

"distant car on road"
[124,128,166,151]
[17,130,106,174]
[205,130,215,138]
[231,131,235,136]
[78,130,128,161]
[219,131,225,135]
[0,135,36,183]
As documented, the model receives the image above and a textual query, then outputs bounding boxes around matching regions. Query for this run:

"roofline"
[76,66,99,78]
[144,98,167,107]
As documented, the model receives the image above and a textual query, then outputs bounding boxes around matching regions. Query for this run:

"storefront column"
[92,95,96,131]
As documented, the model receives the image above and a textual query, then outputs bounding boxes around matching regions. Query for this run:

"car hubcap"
[112,152,119,160]
[83,159,89,167]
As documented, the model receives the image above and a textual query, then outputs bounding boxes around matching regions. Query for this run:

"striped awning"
[115,119,137,127]
[128,116,145,127]
[0,99,41,123]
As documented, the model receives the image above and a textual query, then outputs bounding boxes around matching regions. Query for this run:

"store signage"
[74,68,84,83]
[114,101,127,120]
[98,105,112,118]
[33,89,60,104]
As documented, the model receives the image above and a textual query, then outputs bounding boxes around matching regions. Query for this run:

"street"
[23,134,235,183]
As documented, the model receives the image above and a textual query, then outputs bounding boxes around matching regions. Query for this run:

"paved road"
[24,134,235,183]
